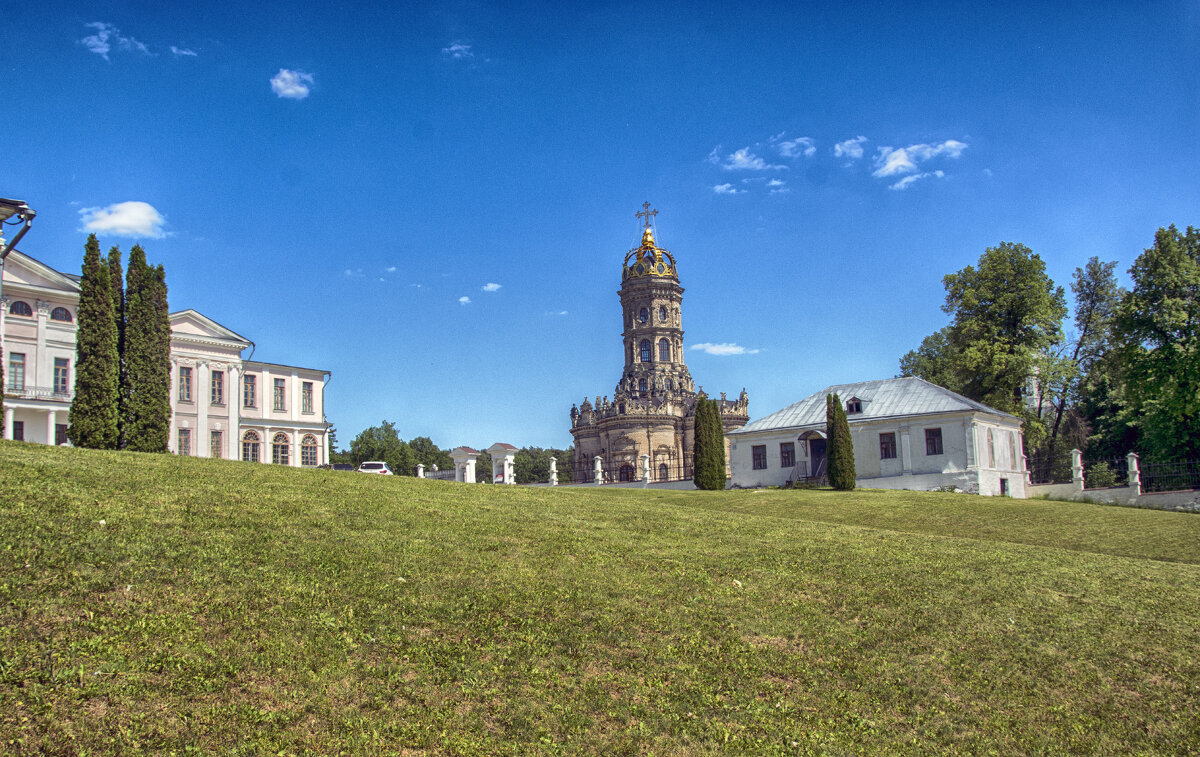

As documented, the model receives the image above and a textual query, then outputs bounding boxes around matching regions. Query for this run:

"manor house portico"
[2,248,330,466]
[569,204,748,483]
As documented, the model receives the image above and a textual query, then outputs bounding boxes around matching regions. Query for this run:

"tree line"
[899,225,1199,473]
[331,420,575,483]
[68,234,172,451]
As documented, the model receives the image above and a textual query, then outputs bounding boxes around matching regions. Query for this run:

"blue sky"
[5,1,1198,450]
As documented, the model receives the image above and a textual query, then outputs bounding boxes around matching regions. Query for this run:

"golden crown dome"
[622,206,678,281]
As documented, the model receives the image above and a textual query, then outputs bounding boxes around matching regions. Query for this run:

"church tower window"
[639,378,647,392]
[659,305,667,322]
[639,339,652,362]
[658,338,670,361]
[639,307,648,323]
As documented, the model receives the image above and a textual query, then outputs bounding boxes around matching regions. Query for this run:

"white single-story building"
[727,377,1027,496]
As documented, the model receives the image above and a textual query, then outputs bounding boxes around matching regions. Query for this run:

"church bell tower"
[618,203,695,399]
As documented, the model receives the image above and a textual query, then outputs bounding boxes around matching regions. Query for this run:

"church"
[570,205,748,483]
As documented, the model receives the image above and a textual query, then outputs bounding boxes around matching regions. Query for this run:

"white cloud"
[872,140,967,177]
[458,296,471,305]
[712,183,744,195]
[690,342,760,356]
[716,147,786,171]
[767,179,785,187]
[545,310,568,316]
[170,46,197,57]
[481,282,502,292]
[777,137,816,158]
[79,22,150,60]
[834,136,868,160]
[889,170,945,190]
[343,268,363,277]
[442,41,473,59]
[384,266,397,273]
[78,201,166,238]
[270,68,314,99]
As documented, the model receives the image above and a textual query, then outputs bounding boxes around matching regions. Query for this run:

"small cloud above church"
[481,282,501,292]
[458,296,471,305]
[712,183,744,195]
[691,342,760,356]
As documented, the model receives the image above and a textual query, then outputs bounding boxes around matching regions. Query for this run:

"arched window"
[50,307,73,323]
[658,305,667,322]
[242,431,261,463]
[658,338,670,361]
[272,433,290,465]
[638,378,647,393]
[8,301,32,317]
[667,379,674,391]
[658,462,669,481]
[638,307,648,323]
[639,339,651,362]
[619,464,634,482]
[301,434,319,467]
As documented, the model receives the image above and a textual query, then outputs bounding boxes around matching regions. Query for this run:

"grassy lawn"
[1,442,1198,755]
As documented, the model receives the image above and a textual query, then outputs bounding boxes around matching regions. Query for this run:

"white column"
[322,429,329,466]
[262,426,271,464]
[4,406,13,440]
[197,361,210,457]
[899,427,912,475]
[35,300,49,388]
[228,365,241,460]
[46,410,57,446]
[290,370,299,422]
[261,367,272,415]
[291,430,300,467]
[168,359,178,453]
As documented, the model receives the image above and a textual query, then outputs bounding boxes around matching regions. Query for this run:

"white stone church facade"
[2,249,330,466]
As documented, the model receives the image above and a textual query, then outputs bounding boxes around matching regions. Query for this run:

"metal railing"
[3,384,73,402]
[1141,460,1200,493]
[1082,458,1129,489]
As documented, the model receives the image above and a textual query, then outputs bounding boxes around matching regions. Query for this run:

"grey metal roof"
[731,376,1015,435]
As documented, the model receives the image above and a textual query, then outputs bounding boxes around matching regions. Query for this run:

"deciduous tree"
[348,421,416,474]
[1114,225,1200,461]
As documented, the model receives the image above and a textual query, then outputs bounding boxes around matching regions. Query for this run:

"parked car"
[357,461,393,475]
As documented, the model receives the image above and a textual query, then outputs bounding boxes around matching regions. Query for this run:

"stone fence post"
[640,454,651,484]
[593,455,604,485]
[416,464,425,478]
[549,456,558,486]
[1071,449,1085,492]
[1126,452,1141,497]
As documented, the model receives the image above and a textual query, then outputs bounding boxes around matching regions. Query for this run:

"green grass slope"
[1,442,1198,755]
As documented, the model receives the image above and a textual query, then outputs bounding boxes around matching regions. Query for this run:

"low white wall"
[1028,482,1200,513]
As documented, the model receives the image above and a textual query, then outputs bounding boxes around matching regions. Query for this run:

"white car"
[357,461,393,475]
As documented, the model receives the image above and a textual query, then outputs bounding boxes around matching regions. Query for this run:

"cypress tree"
[68,234,120,448]
[693,397,727,490]
[826,393,856,490]
[124,246,171,452]
[107,246,126,448]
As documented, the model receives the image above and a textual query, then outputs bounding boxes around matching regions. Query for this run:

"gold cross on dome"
[635,201,658,230]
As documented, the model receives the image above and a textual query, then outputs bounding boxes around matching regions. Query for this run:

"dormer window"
[846,398,863,414]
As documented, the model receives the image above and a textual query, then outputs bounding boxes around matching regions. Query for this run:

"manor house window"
[211,370,224,406]
[301,381,314,414]
[752,444,767,470]
[273,379,287,411]
[8,300,32,317]
[301,434,319,467]
[925,428,943,456]
[53,358,70,395]
[50,307,73,322]
[780,441,795,468]
[177,366,193,402]
[272,432,290,465]
[243,375,257,408]
[879,432,897,459]
[242,430,260,462]
[177,428,191,456]
[210,430,223,459]
[7,352,25,391]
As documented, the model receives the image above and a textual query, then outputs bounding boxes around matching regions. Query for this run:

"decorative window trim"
[925,428,943,456]
[50,307,73,323]
[8,300,33,317]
